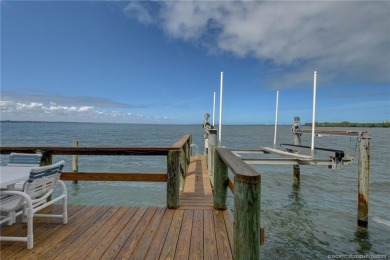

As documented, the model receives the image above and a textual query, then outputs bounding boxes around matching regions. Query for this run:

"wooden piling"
[208,129,217,186]
[357,133,370,229]
[40,151,52,166]
[213,149,227,210]
[213,147,261,259]
[292,117,301,187]
[167,150,180,209]
[234,174,261,259]
[73,140,79,184]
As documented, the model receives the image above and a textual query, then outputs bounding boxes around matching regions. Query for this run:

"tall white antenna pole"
[311,71,317,157]
[273,90,279,149]
[212,91,216,126]
[218,72,224,147]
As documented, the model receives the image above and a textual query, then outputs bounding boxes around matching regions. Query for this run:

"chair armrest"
[0,190,33,212]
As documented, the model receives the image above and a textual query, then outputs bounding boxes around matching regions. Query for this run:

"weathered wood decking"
[180,155,214,210]
[1,156,234,259]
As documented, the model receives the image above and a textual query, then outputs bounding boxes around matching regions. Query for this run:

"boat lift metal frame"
[208,70,371,229]
[232,128,363,169]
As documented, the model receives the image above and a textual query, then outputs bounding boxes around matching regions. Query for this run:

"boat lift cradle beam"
[295,128,367,137]
[232,148,354,167]
[242,157,353,166]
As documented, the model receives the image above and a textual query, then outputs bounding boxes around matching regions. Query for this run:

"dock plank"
[189,209,204,260]
[130,207,166,260]
[204,210,218,259]
[100,207,147,259]
[175,210,194,259]
[116,207,157,259]
[86,206,138,259]
[180,156,213,209]
[144,209,175,259]
[159,209,184,259]
[41,206,112,259]
[214,210,233,259]
[50,206,119,259]
[67,206,130,259]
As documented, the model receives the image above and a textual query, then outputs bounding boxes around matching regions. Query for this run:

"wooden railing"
[0,135,192,209]
[207,130,262,259]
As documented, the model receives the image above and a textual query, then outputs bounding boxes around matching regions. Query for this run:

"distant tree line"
[304,121,390,127]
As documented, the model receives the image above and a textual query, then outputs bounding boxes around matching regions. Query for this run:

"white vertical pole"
[273,91,279,149]
[212,91,216,126]
[311,71,317,157]
[218,72,224,147]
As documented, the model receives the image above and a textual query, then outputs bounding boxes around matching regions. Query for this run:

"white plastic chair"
[7,153,43,191]
[0,160,67,249]
[7,153,43,167]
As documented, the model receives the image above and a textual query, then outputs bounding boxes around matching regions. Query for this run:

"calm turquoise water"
[1,122,389,258]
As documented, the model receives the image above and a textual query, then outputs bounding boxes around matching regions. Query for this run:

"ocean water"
[1,122,389,258]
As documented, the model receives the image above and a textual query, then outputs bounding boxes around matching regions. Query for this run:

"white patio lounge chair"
[7,153,43,191]
[0,160,67,249]
[7,153,43,167]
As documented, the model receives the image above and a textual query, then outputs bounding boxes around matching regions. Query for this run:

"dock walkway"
[0,156,234,259]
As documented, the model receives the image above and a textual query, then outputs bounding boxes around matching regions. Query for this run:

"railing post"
[40,151,52,166]
[358,133,370,229]
[208,129,217,186]
[186,135,192,171]
[188,135,192,158]
[292,116,301,187]
[179,148,185,192]
[167,150,180,209]
[73,140,79,184]
[234,174,261,259]
[213,150,227,210]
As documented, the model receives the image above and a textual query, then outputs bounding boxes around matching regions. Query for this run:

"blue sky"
[1,1,389,125]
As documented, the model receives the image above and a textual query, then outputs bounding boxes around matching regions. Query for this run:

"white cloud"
[124,2,154,25]
[78,106,94,112]
[0,92,169,123]
[16,102,44,110]
[125,1,390,88]
[48,105,65,111]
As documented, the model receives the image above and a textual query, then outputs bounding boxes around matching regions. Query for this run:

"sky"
[1,0,389,125]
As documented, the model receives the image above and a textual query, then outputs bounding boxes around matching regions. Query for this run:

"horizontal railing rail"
[0,135,192,209]
[59,172,167,182]
[0,147,176,155]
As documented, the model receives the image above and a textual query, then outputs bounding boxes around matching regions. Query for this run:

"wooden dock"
[0,156,234,259]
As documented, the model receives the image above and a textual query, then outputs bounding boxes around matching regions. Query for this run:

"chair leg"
[22,207,27,223]
[26,207,33,249]
[63,197,68,224]
[7,211,15,225]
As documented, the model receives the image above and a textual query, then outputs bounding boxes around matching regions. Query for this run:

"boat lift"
[233,71,364,170]
[208,70,371,229]
[232,125,361,170]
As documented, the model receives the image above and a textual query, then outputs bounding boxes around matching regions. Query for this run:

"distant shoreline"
[304,122,390,128]
[1,120,389,127]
